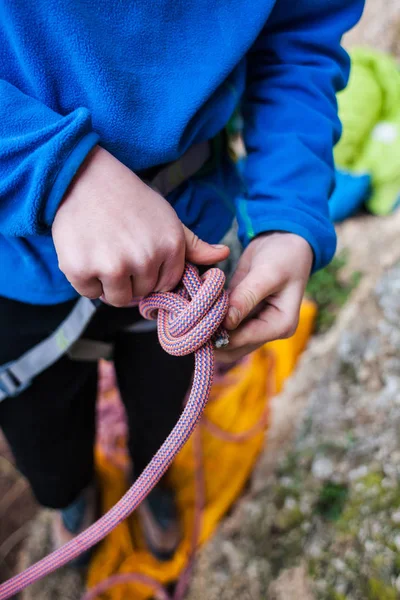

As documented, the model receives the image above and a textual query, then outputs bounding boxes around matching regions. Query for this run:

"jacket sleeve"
[0,79,99,236]
[237,0,364,271]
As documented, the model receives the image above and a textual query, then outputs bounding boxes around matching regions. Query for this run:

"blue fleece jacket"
[0,0,363,304]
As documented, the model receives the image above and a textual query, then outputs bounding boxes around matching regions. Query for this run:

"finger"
[225,315,280,348]
[131,270,159,297]
[215,343,260,364]
[155,248,185,292]
[227,287,302,347]
[225,269,282,330]
[183,225,230,265]
[227,263,248,292]
[68,276,103,299]
[101,275,133,307]
[227,252,251,292]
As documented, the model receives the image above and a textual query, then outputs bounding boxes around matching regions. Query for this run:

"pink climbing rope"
[82,425,206,600]
[0,264,229,600]
[83,351,274,600]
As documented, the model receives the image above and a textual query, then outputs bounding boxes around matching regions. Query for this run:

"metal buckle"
[0,367,31,398]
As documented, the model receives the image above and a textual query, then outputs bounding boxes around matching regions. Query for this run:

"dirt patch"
[0,432,37,583]
[268,565,315,600]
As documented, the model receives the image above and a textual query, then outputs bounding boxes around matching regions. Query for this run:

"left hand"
[216,232,313,364]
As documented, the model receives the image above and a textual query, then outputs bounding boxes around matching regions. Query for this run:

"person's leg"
[0,296,99,509]
[0,296,101,564]
[113,327,194,558]
[0,355,98,509]
[113,327,194,476]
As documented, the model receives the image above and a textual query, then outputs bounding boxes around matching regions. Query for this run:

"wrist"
[59,145,104,208]
[251,231,314,276]
[44,133,99,228]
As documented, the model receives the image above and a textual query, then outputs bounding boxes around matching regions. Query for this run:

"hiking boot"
[137,481,181,561]
[52,483,98,567]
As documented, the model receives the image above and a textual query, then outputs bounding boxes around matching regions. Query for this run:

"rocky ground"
[1,1,400,599]
[0,434,37,585]
[187,211,400,600]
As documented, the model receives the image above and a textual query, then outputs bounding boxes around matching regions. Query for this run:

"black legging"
[0,297,193,508]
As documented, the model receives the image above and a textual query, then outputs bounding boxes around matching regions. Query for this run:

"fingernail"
[227,306,241,328]
[212,244,227,249]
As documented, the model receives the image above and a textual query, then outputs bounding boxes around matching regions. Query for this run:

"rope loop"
[139,264,229,356]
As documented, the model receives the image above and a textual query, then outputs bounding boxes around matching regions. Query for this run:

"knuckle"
[162,239,183,264]
[133,254,157,278]
[279,316,298,340]
[167,267,184,289]
[278,266,292,283]
[132,262,149,278]
[106,289,133,307]
[189,233,200,251]
[159,265,184,292]
[135,285,153,298]
[74,281,102,298]
[62,262,88,283]
[102,260,129,281]
[133,276,157,297]
[79,280,102,298]
[184,227,201,253]
[85,290,102,300]
[164,234,181,254]
[130,248,158,274]
[57,257,75,277]
[111,297,131,308]
[279,326,292,340]
[241,288,258,313]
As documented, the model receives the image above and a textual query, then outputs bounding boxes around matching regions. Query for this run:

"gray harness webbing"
[0,297,97,401]
[0,140,211,402]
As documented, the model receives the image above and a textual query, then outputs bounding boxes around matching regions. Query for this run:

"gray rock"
[311,457,334,480]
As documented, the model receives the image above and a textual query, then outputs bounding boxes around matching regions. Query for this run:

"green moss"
[327,591,347,600]
[274,484,300,509]
[275,506,303,531]
[336,472,389,532]
[308,558,317,578]
[306,251,361,333]
[316,482,349,522]
[360,472,384,488]
[299,470,400,598]
[339,360,358,383]
[393,553,400,574]
[367,578,397,600]
[371,554,388,571]
[277,452,300,477]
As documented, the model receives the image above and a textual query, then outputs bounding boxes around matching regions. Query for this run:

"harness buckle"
[0,366,31,398]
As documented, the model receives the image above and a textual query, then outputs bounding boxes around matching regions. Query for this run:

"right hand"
[52,146,229,306]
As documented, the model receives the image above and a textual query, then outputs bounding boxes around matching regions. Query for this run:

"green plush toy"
[335,48,400,215]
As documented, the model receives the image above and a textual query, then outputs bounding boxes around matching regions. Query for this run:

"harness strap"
[0,140,212,402]
[67,339,113,362]
[68,320,158,363]
[124,320,158,333]
[148,141,210,196]
[0,297,97,401]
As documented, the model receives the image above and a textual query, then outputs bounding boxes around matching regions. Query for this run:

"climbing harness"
[0,139,214,403]
[0,263,229,599]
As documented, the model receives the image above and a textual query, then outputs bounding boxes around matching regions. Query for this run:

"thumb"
[183,225,230,265]
[226,270,278,330]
